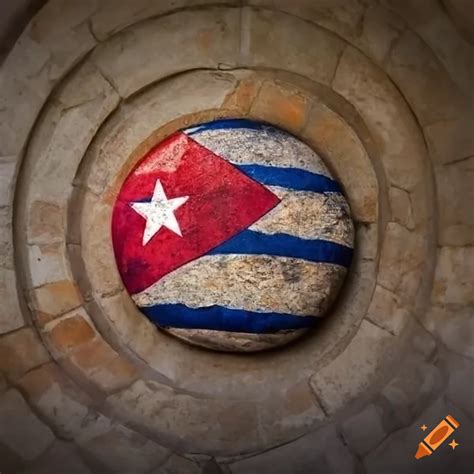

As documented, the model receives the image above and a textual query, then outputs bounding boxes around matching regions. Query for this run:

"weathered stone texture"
[77,424,169,474]
[310,321,393,415]
[150,455,200,474]
[92,8,240,98]
[0,389,55,462]
[17,362,93,440]
[333,47,426,192]
[431,246,474,305]
[243,8,345,84]
[27,243,71,289]
[230,424,356,474]
[389,187,414,230]
[435,158,474,246]
[0,327,50,379]
[0,267,25,333]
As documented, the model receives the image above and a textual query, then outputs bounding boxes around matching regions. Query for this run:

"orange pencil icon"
[415,415,460,459]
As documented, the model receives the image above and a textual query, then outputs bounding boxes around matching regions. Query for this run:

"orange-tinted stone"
[47,314,96,354]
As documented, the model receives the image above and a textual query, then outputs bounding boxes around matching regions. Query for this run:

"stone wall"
[0,1,473,473]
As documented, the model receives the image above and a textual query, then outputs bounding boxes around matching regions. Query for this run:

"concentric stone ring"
[112,119,354,351]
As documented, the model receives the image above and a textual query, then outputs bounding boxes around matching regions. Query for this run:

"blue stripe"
[235,164,341,193]
[141,303,318,333]
[208,230,353,267]
[184,118,270,135]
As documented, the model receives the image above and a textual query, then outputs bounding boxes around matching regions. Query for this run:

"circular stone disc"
[112,119,354,352]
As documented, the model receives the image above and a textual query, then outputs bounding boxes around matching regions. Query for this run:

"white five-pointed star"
[130,179,189,245]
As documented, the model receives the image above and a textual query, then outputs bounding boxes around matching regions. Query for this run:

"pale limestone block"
[27,243,71,288]
[333,47,426,191]
[341,404,387,457]
[357,5,405,63]
[424,117,474,165]
[247,0,366,41]
[150,455,200,474]
[0,207,13,270]
[25,64,119,206]
[80,192,120,297]
[27,200,64,245]
[366,284,409,336]
[435,158,474,246]
[91,8,240,97]
[387,30,468,126]
[0,327,50,379]
[389,187,414,230]
[243,8,345,85]
[77,424,169,474]
[84,70,238,195]
[0,159,17,207]
[17,363,93,440]
[355,223,378,261]
[381,363,442,429]
[0,268,26,334]
[424,305,474,358]
[303,102,378,223]
[230,424,356,474]
[432,246,474,305]
[19,441,93,474]
[310,320,393,415]
[91,0,240,40]
[0,389,55,461]
[377,222,425,294]
[107,379,261,455]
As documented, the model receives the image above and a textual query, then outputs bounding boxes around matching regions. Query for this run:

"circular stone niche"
[112,119,354,352]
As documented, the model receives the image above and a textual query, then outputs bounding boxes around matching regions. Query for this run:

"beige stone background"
[0,0,473,473]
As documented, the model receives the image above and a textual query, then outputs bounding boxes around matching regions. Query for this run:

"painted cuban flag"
[112,119,354,351]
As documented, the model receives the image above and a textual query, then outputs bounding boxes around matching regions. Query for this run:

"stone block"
[431,246,474,305]
[0,327,50,379]
[0,206,13,270]
[310,321,393,415]
[91,8,240,97]
[0,159,16,207]
[340,404,387,457]
[91,0,240,40]
[303,102,378,223]
[27,243,71,289]
[243,8,344,85]
[355,223,378,261]
[389,187,414,230]
[222,73,263,115]
[250,81,311,134]
[424,305,474,359]
[70,338,138,393]
[377,223,424,294]
[17,362,92,440]
[150,454,200,474]
[27,200,64,245]
[357,5,405,63]
[45,309,97,356]
[107,379,261,455]
[447,362,474,418]
[366,284,409,336]
[387,30,467,126]
[78,424,169,474]
[18,441,93,474]
[0,389,55,462]
[435,158,474,246]
[333,46,426,192]
[247,0,366,42]
[30,280,82,324]
[424,116,474,166]
[0,267,25,334]
[230,424,356,474]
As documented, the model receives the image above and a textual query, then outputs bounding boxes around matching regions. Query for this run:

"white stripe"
[133,255,346,317]
[187,127,332,177]
[250,187,354,246]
